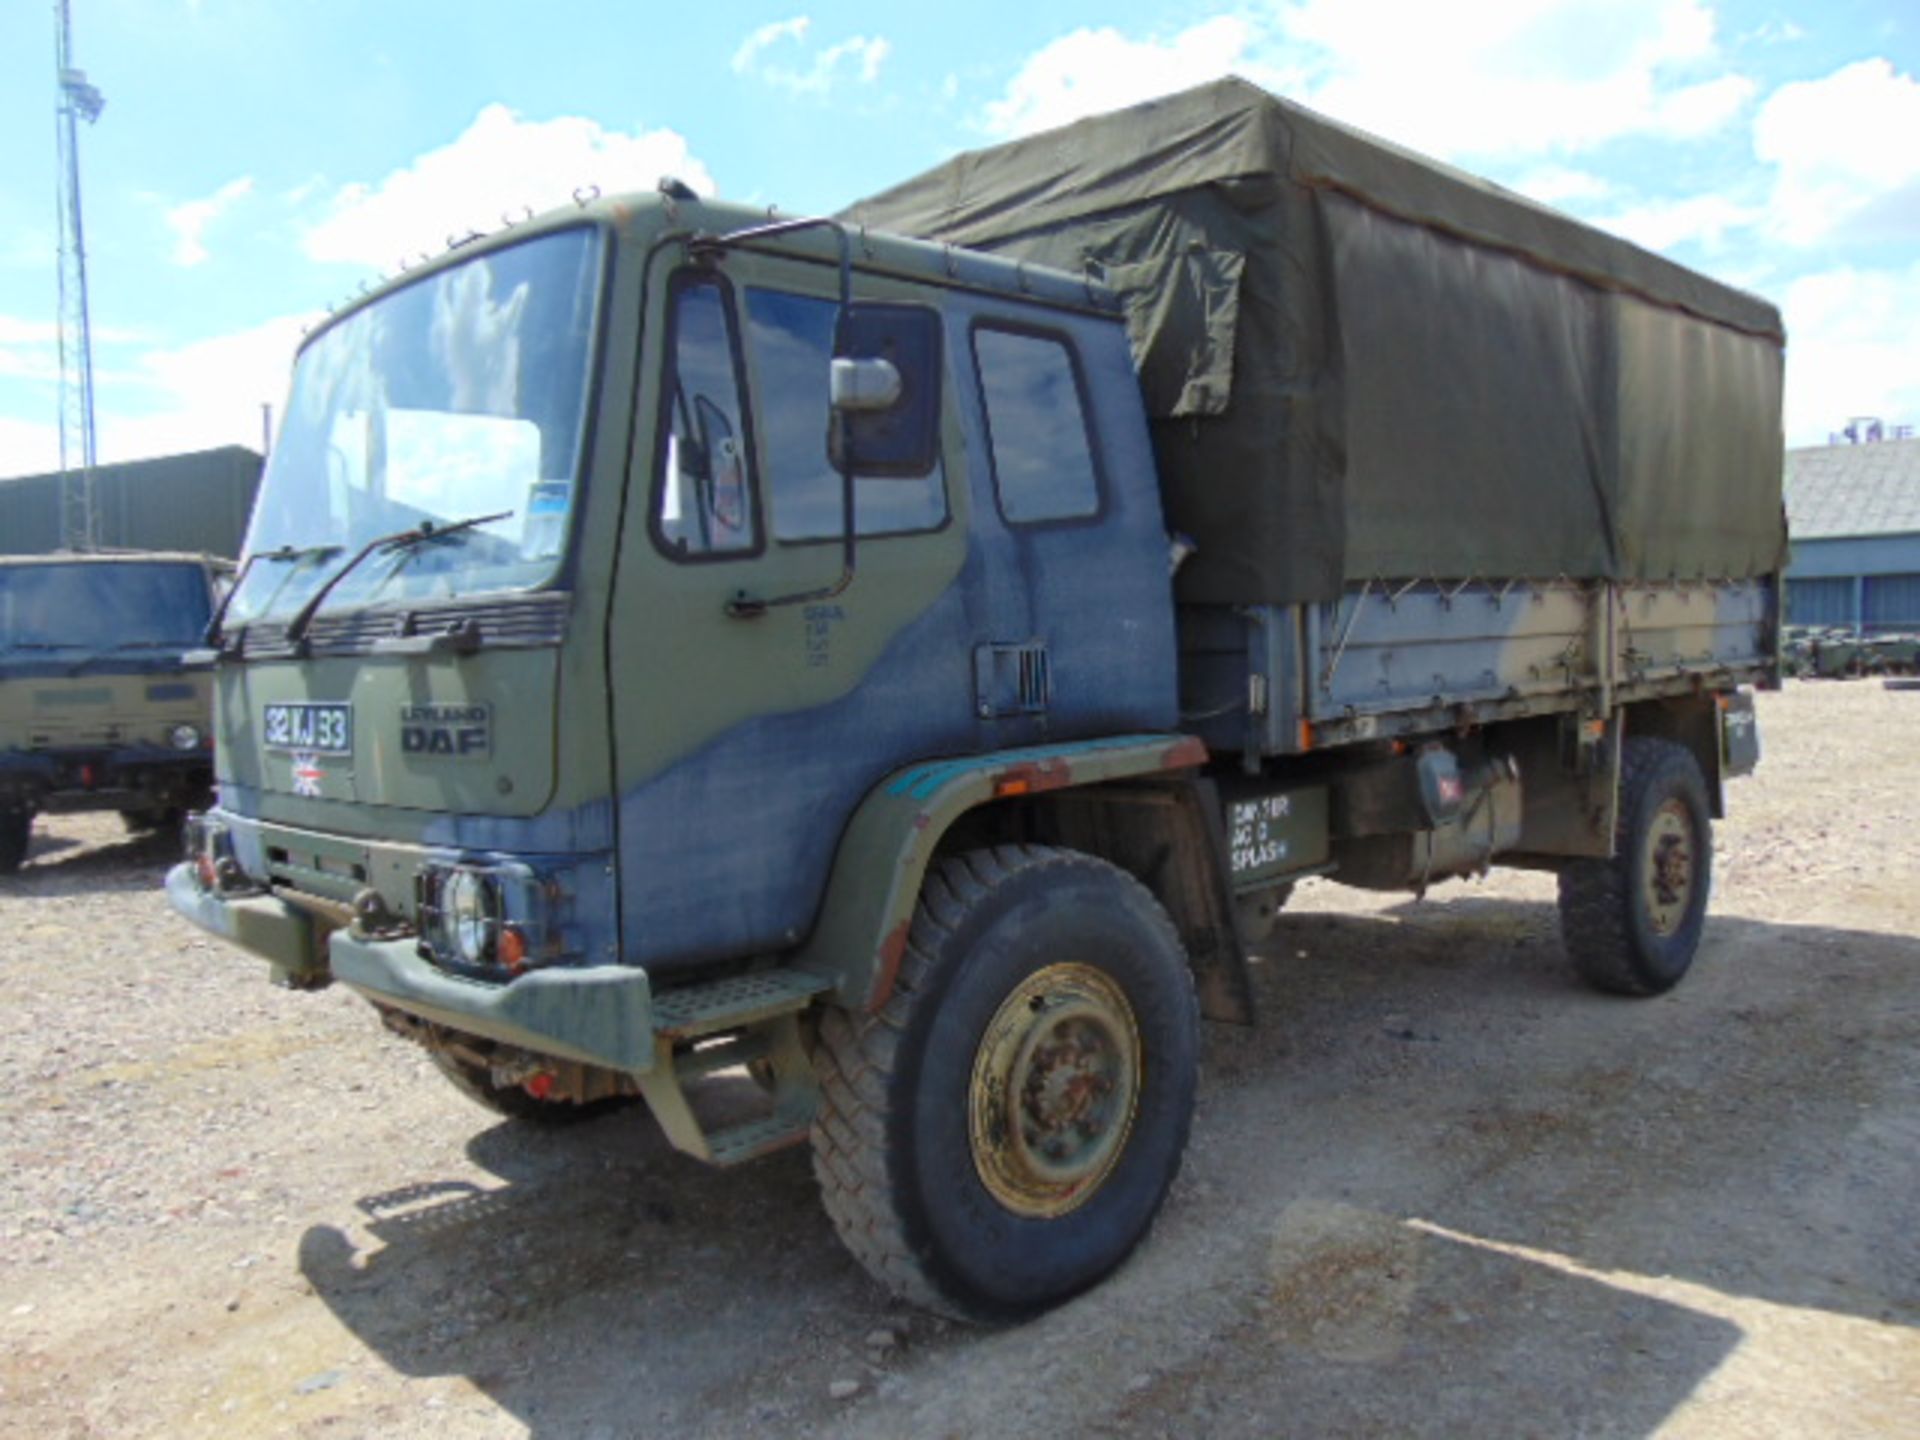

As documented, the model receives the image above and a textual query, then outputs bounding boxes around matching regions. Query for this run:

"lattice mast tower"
[54,0,105,551]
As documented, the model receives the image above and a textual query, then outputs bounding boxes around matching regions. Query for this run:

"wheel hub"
[970,963,1141,1218]
[1644,798,1695,936]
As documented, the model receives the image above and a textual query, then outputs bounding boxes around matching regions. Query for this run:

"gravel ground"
[1,680,1915,1439]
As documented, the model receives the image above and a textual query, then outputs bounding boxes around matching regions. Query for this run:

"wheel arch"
[793,734,1255,1023]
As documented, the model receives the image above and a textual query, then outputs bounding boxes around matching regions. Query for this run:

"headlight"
[443,868,499,965]
[416,862,535,973]
[169,723,203,751]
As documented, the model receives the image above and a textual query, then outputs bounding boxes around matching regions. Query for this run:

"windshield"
[229,226,603,625]
[0,562,211,652]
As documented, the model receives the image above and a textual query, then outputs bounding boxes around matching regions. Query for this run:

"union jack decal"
[291,752,324,797]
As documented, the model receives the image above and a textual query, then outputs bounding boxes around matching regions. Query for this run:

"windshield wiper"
[283,511,511,649]
[204,542,343,650]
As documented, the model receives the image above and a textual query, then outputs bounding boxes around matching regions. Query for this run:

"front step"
[639,968,831,1167]
[707,1110,816,1166]
[651,969,831,1041]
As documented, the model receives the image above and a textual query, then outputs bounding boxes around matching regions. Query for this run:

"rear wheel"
[0,809,32,875]
[811,844,1199,1321]
[1557,737,1713,996]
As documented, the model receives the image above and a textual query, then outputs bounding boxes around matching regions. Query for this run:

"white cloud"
[1746,18,1805,46]
[1653,73,1758,137]
[980,2,1754,156]
[1594,193,1762,252]
[731,16,891,95]
[1277,0,1751,157]
[1509,166,1616,206]
[164,176,255,267]
[0,315,146,391]
[0,415,60,481]
[981,17,1274,137]
[0,316,62,346]
[0,315,316,476]
[1753,58,1920,246]
[733,16,811,74]
[1780,262,1920,443]
[98,314,310,461]
[302,105,716,270]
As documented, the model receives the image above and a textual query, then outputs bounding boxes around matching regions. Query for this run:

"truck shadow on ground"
[296,900,1917,1438]
[12,825,178,893]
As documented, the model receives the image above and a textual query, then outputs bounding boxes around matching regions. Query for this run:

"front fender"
[794,733,1207,1012]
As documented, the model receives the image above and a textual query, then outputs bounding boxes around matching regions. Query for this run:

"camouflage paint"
[603,228,1179,974]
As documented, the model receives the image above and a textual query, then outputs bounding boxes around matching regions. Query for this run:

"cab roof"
[313,186,1125,345]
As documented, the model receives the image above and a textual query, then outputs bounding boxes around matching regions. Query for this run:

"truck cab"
[172,192,1207,1316]
[1,551,225,871]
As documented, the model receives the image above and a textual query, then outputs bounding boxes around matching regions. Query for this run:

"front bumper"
[165,860,657,1071]
[165,861,324,987]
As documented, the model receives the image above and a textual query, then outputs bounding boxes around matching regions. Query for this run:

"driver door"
[606,250,981,973]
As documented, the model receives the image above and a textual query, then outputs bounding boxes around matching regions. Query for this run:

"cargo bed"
[1179,575,1777,758]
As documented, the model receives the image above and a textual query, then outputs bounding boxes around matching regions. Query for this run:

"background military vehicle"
[169,80,1782,1321]
[1787,626,1920,678]
[1,551,225,872]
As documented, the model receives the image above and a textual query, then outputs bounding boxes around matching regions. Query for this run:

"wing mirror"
[830,356,903,413]
[829,303,940,477]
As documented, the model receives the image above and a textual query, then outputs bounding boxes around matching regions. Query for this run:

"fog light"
[170,723,203,751]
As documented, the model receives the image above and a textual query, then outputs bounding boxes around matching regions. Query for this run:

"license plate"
[263,702,352,755]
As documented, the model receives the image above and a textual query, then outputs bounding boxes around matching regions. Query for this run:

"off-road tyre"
[427,1049,634,1125]
[1557,736,1713,996]
[810,844,1200,1322]
[0,809,32,875]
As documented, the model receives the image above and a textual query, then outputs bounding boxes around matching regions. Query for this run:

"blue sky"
[1,0,1916,479]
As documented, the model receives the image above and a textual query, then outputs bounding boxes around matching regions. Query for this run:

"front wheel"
[811,844,1199,1322]
[1557,736,1713,996]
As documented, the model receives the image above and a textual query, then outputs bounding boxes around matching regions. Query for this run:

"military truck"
[1,551,226,872]
[169,80,1782,1321]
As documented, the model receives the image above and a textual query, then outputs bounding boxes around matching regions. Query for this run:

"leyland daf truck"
[2,550,227,872]
[169,80,1783,1321]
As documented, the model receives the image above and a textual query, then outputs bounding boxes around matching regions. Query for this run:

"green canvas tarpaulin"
[843,78,1786,606]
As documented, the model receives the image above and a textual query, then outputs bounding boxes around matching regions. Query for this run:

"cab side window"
[655,278,758,558]
[744,288,947,542]
[973,325,1102,524]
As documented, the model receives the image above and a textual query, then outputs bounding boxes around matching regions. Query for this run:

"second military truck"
[169,79,1783,1320]
[2,551,226,872]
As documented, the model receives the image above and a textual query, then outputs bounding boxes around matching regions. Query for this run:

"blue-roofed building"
[1784,436,1920,635]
